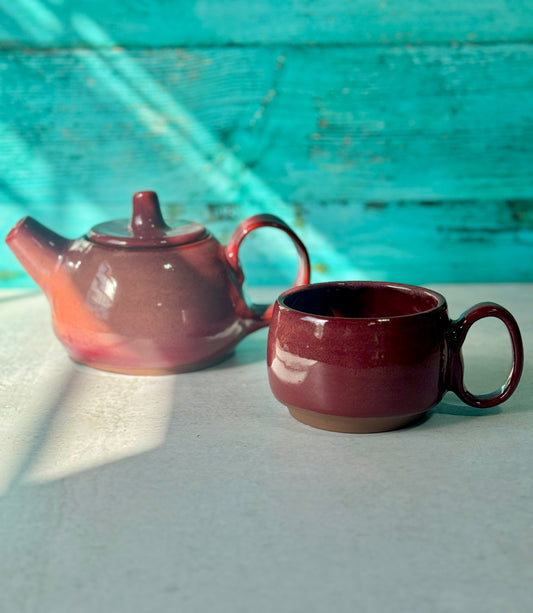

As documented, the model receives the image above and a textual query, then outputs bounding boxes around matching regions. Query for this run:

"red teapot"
[6,191,310,374]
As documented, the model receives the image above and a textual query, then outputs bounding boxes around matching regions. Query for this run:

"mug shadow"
[386,396,506,433]
[431,396,502,418]
[414,394,505,431]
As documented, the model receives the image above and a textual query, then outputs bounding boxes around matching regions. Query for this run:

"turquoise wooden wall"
[1,1,532,288]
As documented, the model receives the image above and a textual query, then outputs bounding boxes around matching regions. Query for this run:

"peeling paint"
[291,202,307,228]
[206,203,239,222]
[506,199,533,229]
[164,203,187,223]
[365,201,387,210]
[312,263,329,274]
[0,270,24,281]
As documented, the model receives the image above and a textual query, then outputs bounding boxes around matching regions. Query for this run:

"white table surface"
[0,284,532,613]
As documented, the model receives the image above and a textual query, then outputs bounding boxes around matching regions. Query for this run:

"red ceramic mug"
[267,281,524,433]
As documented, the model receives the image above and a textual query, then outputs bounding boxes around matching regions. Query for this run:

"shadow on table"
[431,395,501,418]
[0,340,529,609]
[208,328,270,370]
[3,367,82,492]
[0,344,281,610]
[425,386,531,429]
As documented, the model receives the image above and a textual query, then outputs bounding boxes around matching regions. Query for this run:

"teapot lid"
[87,191,208,248]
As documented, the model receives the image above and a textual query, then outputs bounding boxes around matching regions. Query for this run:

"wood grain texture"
[1,44,532,202]
[1,0,532,47]
[0,2,532,285]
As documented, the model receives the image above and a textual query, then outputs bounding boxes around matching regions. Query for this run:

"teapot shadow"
[209,329,269,370]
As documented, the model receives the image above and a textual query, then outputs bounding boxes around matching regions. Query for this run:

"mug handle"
[446,302,524,408]
[225,213,311,321]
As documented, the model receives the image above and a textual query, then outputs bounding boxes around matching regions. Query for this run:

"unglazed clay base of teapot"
[6,191,311,374]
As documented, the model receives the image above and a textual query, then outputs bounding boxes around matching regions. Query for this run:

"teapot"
[5,191,311,374]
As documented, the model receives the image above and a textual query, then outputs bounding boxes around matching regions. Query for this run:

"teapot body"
[47,234,261,374]
[6,191,311,374]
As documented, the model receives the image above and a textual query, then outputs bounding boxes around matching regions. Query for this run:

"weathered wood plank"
[1,44,531,205]
[2,197,533,287]
[1,43,532,285]
[0,0,532,47]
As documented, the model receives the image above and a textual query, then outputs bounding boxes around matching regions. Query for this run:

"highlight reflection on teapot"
[6,191,311,374]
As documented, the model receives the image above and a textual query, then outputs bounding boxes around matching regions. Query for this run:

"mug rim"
[277,280,447,321]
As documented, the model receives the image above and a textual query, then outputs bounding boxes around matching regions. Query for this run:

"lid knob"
[130,191,169,237]
[88,190,207,247]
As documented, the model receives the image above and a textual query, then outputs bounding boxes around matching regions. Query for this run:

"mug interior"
[280,283,443,319]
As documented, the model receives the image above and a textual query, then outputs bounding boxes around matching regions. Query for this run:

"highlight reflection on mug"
[270,342,317,385]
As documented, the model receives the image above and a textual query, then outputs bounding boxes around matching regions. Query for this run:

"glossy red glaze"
[267,281,524,432]
[6,191,311,374]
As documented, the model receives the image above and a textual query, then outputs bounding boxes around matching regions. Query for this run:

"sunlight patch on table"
[1,365,174,490]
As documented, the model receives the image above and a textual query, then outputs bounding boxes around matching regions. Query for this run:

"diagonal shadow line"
[68,16,360,276]
[3,9,360,281]
[0,0,63,42]
[0,178,32,207]
[5,364,80,493]
[2,8,365,289]
[73,43,256,200]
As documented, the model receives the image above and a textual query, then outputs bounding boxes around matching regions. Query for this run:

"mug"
[267,281,524,433]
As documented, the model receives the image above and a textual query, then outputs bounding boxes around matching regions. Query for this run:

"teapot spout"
[5,216,71,292]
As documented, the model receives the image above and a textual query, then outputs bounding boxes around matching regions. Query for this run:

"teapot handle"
[225,214,311,321]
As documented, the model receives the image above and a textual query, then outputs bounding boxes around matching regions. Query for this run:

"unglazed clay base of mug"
[286,405,427,434]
